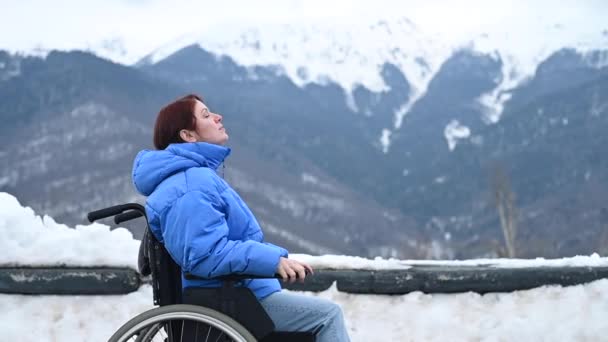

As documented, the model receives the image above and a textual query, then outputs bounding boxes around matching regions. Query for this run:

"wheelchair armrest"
[184,269,311,282]
[183,273,280,282]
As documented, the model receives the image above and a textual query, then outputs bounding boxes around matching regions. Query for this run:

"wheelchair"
[88,203,317,342]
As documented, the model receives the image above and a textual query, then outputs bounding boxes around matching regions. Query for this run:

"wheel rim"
[116,311,250,342]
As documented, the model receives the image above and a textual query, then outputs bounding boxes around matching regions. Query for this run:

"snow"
[584,49,608,69]
[0,58,22,81]
[0,192,139,269]
[444,120,471,151]
[3,190,608,341]
[379,128,392,153]
[2,280,608,341]
[4,191,608,270]
[0,286,153,342]
[290,253,608,270]
[301,172,319,185]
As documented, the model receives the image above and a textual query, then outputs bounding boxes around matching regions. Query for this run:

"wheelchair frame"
[88,203,316,342]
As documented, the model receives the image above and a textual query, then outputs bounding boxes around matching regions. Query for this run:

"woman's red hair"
[153,94,203,150]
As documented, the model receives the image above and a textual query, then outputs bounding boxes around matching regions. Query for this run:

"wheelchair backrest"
[140,227,183,306]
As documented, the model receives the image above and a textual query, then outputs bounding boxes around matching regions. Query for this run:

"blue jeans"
[260,291,351,342]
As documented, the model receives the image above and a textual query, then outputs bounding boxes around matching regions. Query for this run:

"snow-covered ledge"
[284,253,608,293]
[0,267,140,295]
[280,263,608,294]
[2,191,608,295]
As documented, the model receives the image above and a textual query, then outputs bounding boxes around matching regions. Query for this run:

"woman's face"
[186,100,229,145]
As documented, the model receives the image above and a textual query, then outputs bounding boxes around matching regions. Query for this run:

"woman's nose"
[214,113,222,122]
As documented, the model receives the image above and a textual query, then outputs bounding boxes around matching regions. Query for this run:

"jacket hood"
[132,142,231,196]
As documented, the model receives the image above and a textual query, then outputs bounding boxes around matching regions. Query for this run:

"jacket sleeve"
[161,190,287,278]
[262,242,289,258]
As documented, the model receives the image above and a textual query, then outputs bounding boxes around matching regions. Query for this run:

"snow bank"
[1,280,608,342]
[2,191,608,341]
[3,192,608,271]
[0,192,139,269]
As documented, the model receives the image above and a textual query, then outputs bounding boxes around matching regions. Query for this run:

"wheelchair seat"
[141,226,316,341]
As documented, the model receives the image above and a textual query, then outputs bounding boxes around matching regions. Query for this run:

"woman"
[132,94,350,341]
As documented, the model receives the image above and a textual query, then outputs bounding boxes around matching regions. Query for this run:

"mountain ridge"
[1,44,607,259]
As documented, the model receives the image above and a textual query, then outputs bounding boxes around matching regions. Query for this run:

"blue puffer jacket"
[132,142,287,300]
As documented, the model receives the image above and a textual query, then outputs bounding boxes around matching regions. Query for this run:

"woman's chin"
[217,135,229,145]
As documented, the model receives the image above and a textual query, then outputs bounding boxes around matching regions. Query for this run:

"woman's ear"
[179,129,197,143]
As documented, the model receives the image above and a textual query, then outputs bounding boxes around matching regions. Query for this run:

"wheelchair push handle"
[87,203,146,223]
[114,210,144,224]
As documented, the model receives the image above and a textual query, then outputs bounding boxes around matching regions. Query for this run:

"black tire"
[108,304,257,342]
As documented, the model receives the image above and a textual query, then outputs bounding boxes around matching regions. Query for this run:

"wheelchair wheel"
[109,304,256,342]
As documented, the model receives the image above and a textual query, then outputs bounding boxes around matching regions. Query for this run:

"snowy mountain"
[2,15,608,260]
[137,19,608,149]
[0,50,426,259]
[8,16,608,152]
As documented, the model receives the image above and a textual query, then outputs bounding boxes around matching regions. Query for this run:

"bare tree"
[599,208,608,255]
[491,165,518,258]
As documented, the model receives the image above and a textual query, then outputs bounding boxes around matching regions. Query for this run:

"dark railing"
[1,265,608,295]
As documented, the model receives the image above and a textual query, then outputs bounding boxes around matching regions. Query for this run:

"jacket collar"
[132,142,231,196]
[166,142,231,171]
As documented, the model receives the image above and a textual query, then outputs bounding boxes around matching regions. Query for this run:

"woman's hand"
[275,257,314,283]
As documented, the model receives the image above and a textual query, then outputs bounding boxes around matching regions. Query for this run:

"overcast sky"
[0,0,606,63]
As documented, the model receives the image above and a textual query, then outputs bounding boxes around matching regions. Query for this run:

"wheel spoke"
[194,322,200,341]
[120,319,241,342]
[109,304,255,342]
[205,324,212,342]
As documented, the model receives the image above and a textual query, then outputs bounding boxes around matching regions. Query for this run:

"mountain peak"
[141,18,607,128]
